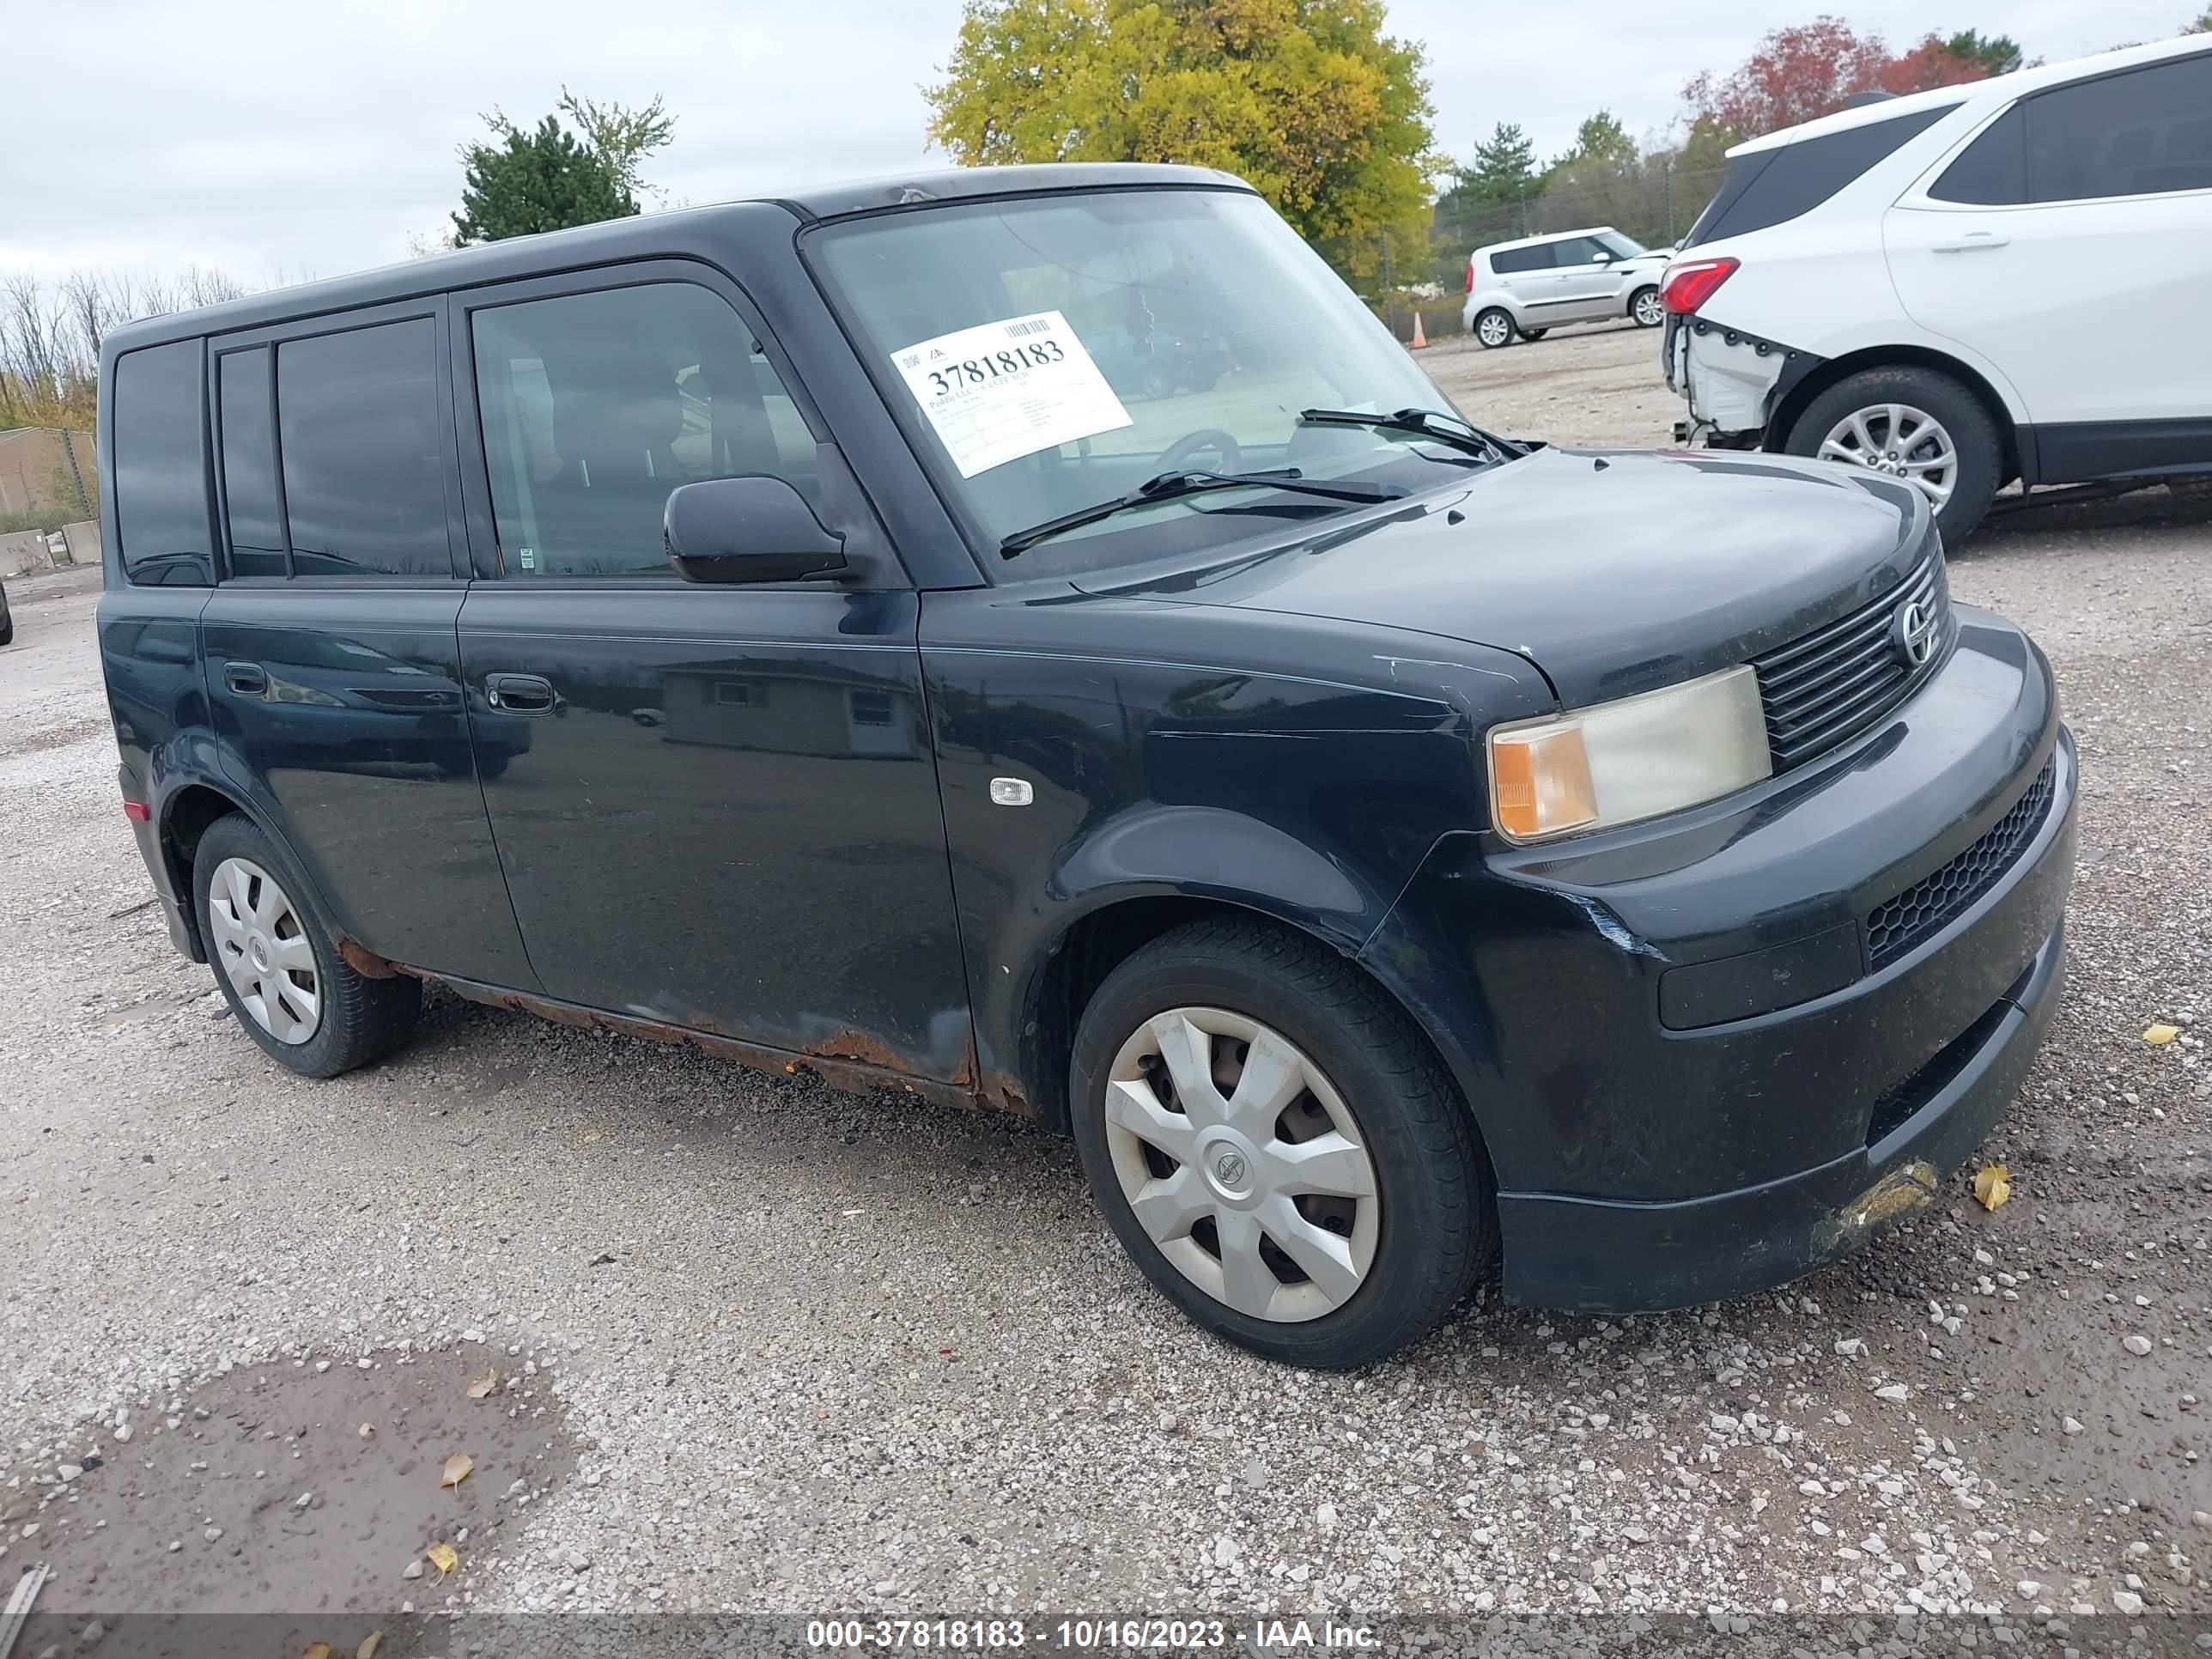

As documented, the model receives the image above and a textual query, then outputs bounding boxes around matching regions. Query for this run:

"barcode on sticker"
[1005,319,1052,337]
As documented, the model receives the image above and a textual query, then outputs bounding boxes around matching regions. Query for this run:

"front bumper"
[1366,608,2075,1313]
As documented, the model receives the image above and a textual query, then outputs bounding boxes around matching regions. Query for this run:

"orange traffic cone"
[1410,312,1428,349]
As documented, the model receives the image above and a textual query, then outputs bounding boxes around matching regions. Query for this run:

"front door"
[1885,52,2212,480]
[200,307,534,988]
[451,265,972,1080]
[1541,236,1623,324]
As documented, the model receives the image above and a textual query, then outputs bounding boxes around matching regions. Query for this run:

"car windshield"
[1595,230,1648,259]
[806,188,1488,573]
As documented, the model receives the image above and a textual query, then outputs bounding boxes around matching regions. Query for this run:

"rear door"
[1486,240,1559,316]
[1885,51,2212,477]
[450,263,971,1079]
[199,301,534,987]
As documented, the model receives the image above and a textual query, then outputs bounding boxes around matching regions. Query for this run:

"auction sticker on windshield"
[892,311,1133,478]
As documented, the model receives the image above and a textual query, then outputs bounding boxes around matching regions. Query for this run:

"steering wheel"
[1156,428,1243,475]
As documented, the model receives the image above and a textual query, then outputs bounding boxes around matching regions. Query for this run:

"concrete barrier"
[62,520,100,566]
[0,529,48,575]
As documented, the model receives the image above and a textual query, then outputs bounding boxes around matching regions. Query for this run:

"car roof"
[103,162,1254,355]
[1473,226,1620,256]
[1729,34,2212,155]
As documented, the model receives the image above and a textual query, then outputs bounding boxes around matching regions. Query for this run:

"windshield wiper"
[1298,406,1528,459]
[999,468,1404,557]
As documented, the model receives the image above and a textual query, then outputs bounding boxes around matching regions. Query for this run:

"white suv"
[1662,35,2212,544]
[1462,227,1673,348]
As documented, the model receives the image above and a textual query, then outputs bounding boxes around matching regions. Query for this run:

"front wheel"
[1070,919,1493,1368]
[1630,287,1664,328]
[1472,307,1515,349]
[1784,366,2002,547]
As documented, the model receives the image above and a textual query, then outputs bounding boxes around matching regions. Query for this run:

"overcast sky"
[7,0,2191,283]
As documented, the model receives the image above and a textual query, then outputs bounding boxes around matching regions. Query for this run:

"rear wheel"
[1630,287,1664,328]
[1784,366,2002,547]
[1473,308,1515,349]
[1070,919,1493,1368]
[193,813,421,1079]
[1521,328,1549,342]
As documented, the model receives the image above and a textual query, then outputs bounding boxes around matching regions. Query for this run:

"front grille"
[1751,554,1954,771]
[1865,757,2057,969]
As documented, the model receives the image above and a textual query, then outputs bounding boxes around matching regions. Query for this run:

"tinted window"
[2027,53,2212,201]
[277,319,450,578]
[1684,105,1958,246]
[217,347,287,578]
[110,341,211,586]
[1930,105,2027,204]
[1490,244,1554,274]
[471,282,818,579]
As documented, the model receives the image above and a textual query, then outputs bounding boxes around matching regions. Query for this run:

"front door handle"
[222,660,268,697]
[484,672,558,714]
[1932,233,2009,252]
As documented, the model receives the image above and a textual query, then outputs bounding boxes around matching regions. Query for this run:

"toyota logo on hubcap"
[1892,598,1939,668]
[1212,1151,1248,1187]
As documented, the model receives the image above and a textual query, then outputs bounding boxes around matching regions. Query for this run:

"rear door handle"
[222,661,268,697]
[1932,233,2009,252]
[484,672,558,714]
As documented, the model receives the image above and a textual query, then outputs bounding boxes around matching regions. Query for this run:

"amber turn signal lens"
[1489,722,1598,840]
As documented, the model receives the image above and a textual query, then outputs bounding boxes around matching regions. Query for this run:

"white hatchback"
[1462,227,1674,347]
[1662,35,2212,544]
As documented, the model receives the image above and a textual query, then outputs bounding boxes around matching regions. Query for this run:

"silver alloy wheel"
[206,856,322,1044]
[1103,1007,1379,1323]
[1817,403,1958,507]
[1632,289,1665,327]
[1476,312,1512,348]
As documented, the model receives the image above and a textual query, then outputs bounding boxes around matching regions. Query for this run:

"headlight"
[1486,665,1771,842]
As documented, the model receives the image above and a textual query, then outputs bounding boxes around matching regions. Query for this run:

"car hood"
[1073,447,1929,708]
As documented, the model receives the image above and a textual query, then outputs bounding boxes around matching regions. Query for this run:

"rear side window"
[1683,105,1958,246]
[2025,52,2212,202]
[277,319,451,578]
[217,347,287,579]
[110,341,212,586]
[1929,106,2027,204]
[1490,244,1554,274]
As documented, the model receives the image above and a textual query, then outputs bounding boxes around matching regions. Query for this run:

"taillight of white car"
[1661,257,1739,314]
[1465,259,1477,294]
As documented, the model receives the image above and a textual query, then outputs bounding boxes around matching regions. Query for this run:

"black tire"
[1784,366,2002,548]
[0,620,13,647]
[192,812,422,1079]
[1471,307,1516,349]
[1629,286,1664,328]
[1069,918,1494,1368]
[1521,328,1549,341]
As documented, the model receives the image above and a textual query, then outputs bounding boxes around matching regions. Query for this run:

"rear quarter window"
[1684,104,1960,246]
[110,340,213,586]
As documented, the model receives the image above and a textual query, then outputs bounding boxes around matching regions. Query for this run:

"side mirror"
[1592,250,1613,264]
[665,477,848,585]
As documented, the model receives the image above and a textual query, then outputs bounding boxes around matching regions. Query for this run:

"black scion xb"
[96,165,2074,1367]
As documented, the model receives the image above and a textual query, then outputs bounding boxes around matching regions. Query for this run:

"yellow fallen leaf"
[1973,1164,2011,1211]
[357,1636,384,1659]
[425,1541,459,1578]
[466,1368,498,1401]
[2142,1023,2179,1044]
[304,1646,331,1659]
[441,1452,474,1489]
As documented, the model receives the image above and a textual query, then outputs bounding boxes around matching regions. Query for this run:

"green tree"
[1461,121,1538,203]
[1942,28,2024,74]
[2185,6,2212,30]
[925,0,1437,284]
[1556,109,1636,169]
[451,94,675,246]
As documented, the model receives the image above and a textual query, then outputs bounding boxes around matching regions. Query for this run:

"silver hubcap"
[1478,313,1510,346]
[1819,404,1957,507]
[1634,291,1663,325]
[1103,1008,1379,1324]
[207,856,321,1044]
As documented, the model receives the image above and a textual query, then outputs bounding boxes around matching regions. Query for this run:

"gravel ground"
[3,329,2209,1644]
